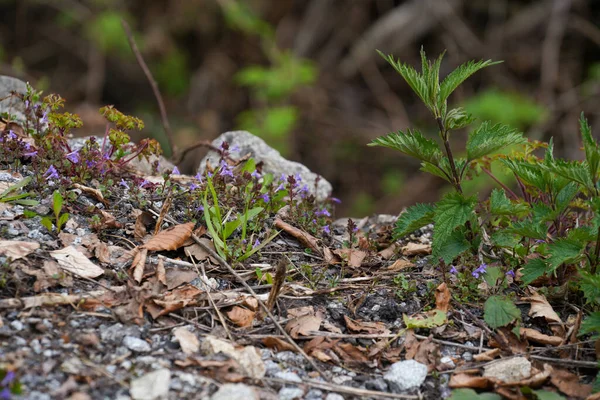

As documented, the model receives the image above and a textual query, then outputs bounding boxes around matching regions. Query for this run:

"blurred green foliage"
[464,89,546,129]
[221,0,317,156]
[85,11,133,56]
[154,47,190,96]
[350,192,375,216]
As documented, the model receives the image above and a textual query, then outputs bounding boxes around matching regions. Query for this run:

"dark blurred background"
[1,0,599,216]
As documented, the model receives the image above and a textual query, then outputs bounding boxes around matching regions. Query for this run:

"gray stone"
[130,368,170,400]
[483,357,531,383]
[383,359,428,393]
[365,377,388,392]
[275,371,302,383]
[210,383,259,400]
[10,320,24,331]
[325,394,345,400]
[305,389,324,400]
[462,351,473,361]
[123,336,151,353]
[198,131,332,201]
[0,75,28,122]
[100,323,140,344]
[279,387,305,400]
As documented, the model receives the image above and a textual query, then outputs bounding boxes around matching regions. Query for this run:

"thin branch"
[121,19,175,157]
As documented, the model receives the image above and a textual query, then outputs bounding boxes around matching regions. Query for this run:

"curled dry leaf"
[173,327,200,355]
[285,314,322,339]
[287,306,314,318]
[72,183,108,206]
[226,306,255,328]
[262,337,297,353]
[384,258,414,272]
[50,246,104,279]
[519,327,563,346]
[344,315,390,335]
[473,348,501,362]
[0,240,39,260]
[435,282,451,312]
[401,242,432,256]
[156,258,167,286]
[449,373,492,389]
[142,222,195,252]
[549,367,592,398]
[522,290,565,337]
[151,284,203,317]
[332,248,367,268]
[131,248,148,283]
[378,243,399,260]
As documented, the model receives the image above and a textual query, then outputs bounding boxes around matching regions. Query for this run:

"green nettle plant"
[370,49,600,337]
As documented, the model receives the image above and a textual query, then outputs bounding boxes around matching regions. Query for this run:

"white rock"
[325,394,345,400]
[279,387,305,400]
[210,383,259,400]
[130,369,170,400]
[383,359,428,393]
[123,336,151,353]
[483,357,531,383]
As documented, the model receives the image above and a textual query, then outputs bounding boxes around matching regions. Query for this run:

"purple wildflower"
[251,170,261,179]
[23,150,38,158]
[194,172,203,182]
[44,165,59,180]
[230,145,240,153]
[472,263,488,279]
[0,388,10,400]
[140,179,150,188]
[261,193,270,203]
[171,166,180,175]
[219,160,234,178]
[253,239,260,248]
[280,173,287,182]
[1,371,15,386]
[275,182,286,192]
[7,130,17,140]
[316,208,331,217]
[119,179,130,190]
[506,270,515,277]
[189,182,199,191]
[449,266,458,274]
[207,171,213,178]
[299,184,310,198]
[40,109,49,124]
[323,225,331,235]
[330,197,341,204]
[66,150,80,164]
[196,205,204,212]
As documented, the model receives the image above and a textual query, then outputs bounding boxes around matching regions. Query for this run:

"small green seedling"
[0,177,39,206]
[41,190,69,233]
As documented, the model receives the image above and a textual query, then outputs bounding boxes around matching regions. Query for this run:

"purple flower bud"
[66,150,80,164]
[1,370,15,386]
[7,130,17,140]
[119,179,130,190]
[506,270,515,277]
[253,239,260,248]
[189,182,198,191]
[449,266,458,274]
[194,172,203,182]
[323,225,331,234]
[219,160,234,178]
[251,170,261,179]
[316,208,331,217]
[472,263,487,279]
[261,193,270,203]
[171,166,180,175]
[44,165,59,180]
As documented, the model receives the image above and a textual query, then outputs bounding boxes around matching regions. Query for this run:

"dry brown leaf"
[156,258,167,286]
[72,183,108,206]
[520,327,563,346]
[344,315,390,335]
[384,258,414,272]
[242,296,259,311]
[142,222,195,252]
[523,290,565,337]
[401,242,432,256]
[0,240,39,260]
[334,342,370,365]
[173,327,200,355]
[473,348,501,362]
[92,241,111,264]
[332,248,367,268]
[304,337,337,363]
[285,314,322,339]
[165,269,198,290]
[488,327,528,354]
[152,284,203,317]
[131,247,148,283]
[435,282,451,312]
[50,246,104,279]
[262,337,297,352]
[274,217,320,252]
[97,210,123,230]
[449,373,492,389]
[184,238,217,262]
[226,306,255,327]
[550,367,592,398]
[287,306,314,318]
[378,243,398,259]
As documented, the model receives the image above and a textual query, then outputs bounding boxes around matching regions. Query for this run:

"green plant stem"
[436,117,462,193]
[481,167,519,200]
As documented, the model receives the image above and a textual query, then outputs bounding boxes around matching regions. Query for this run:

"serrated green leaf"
[532,390,566,400]
[580,113,600,186]
[445,107,474,130]
[483,295,520,329]
[506,220,546,240]
[466,122,525,161]
[369,128,443,166]
[377,50,431,111]
[580,311,600,338]
[490,230,520,248]
[579,272,600,306]
[483,266,503,287]
[546,238,585,272]
[432,229,470,264]
[420,160,453,183]
[489,188,528,216]
[520,258,548,285]
[501,159,548,191]
[544,159,594,192]
[432,192,476,256]
[394,203,435,238]
[438,59,502,109]
[449,389,502,400]
[403,309,447,329]
[555,181,579,215]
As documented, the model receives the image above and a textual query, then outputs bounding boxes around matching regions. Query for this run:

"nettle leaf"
[490,230,520,248]
[489,188,528,216]
[555,181,579,215]
[432,192,476,257]
[438,58,502,109]
[369,129,443,166]
[501,159,548,191]
[544,159,594,192]
[506,220,546,241]
[580,113,600,184]
[580,311,600,338]
[394,203,435,238]
[579,271,600,306]
[466,122,525,161]
[377,50,431,110]
[449,389,502,400]
[420,160,453,184]
[484,295,520,329]
[546,238,586,272]
[520,258,548,285]
[433,229,470,264]
[445,107,474,130]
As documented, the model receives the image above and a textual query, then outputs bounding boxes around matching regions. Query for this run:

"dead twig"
[121,19,175,156]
